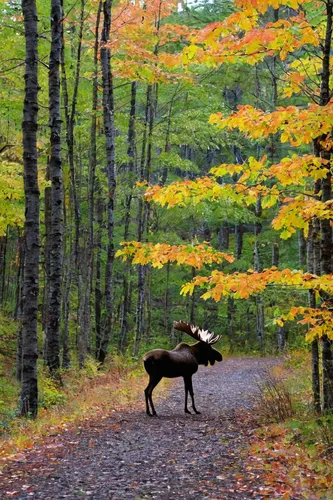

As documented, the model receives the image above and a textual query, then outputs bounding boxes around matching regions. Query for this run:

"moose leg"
[144,375,161,416]
[188,377,200,414]
[183,377,191,414]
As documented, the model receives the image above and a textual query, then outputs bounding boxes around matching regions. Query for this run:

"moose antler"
[173,320,221,345]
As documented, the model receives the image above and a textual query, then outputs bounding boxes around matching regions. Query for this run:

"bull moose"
[143,321,222,416]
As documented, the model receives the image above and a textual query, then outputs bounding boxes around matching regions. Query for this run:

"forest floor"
[0,358,283,499]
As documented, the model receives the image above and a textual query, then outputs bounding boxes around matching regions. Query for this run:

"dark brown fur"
[143,341,222,416]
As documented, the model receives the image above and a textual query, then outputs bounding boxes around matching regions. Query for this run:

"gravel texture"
[0,357,278,499]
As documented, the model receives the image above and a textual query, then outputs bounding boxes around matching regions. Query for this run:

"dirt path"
[0,358,277,499]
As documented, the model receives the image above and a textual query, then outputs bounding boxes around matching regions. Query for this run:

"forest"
[0,0,333,497]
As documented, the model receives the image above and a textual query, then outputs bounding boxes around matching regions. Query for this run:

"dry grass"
[256,366,294,423]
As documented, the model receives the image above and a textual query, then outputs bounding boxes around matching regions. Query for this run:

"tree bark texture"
[46,0,64,374]
[0,232,8,305]
[307,225,320,411]
[95,195,104,359]
[235,223,243,260]
[84,0,102,358]
[227,296,235,352]
[120,81,137,350]
[218,221,229,250]
[100,0,116,363]
[298,230,306,269]
[134,85,153,355]
[314,3,333,411]
[20,0,40,417]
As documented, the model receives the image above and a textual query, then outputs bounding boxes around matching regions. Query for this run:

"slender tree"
[20,0,40,417]
[99,0,116,363]
[46,0,64,374]
[86,0,102,356]
[120,81,137,350]
[316,1,333,410]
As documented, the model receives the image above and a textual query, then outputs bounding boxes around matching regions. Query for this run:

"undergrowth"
[0,354,169,463]
[250,350,333,499]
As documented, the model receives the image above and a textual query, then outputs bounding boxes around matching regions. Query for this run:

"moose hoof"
[185,409,192,414]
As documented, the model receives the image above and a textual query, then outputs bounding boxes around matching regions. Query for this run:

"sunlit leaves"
[210,103,333,147]
[179,266,333,340]
[269,155,330,185]
[0,161,24,235]
[180,265,333,304]
[106,0,191,83]
[182,7,319,67]
[234,0,311,15]
[116,242,234,269]
[277,306,333,341]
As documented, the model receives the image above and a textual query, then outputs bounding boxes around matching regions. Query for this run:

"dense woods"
[0,0,333,426]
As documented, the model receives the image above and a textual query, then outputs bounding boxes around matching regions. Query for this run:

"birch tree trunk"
[254,197,264,348]
[307,222,320,412]
[95,195,104,359]
[99,0,116,363]
[134,85,152,356]
[84,0,102,357]
[20,0,40,417]
[46,0,64,374]
[314,4,333,410]
[298,230,306,268]
[120,81,137,350]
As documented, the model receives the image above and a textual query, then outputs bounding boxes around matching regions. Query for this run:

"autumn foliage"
[121,0,333,343]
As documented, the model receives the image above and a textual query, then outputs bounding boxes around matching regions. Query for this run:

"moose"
[143,321,222,416]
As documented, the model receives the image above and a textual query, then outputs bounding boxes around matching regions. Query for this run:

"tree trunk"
[277,325,286,351]
[146,267,152,342]
[99,0,116,364]
[189,267,196,324]
[218,221,229,250]
[164,261,170,337]
[307,222,320,411]
[84,0,102,359]
[227,296,235,352]
[161,92,175,186]
[120,81,137,350]
[254,197,264,349]
[43,164,51,364]
[134,85,152,356]
[20,0,40,417]
[298,230,306,268]
[256,296,264,350]
[95,195,104,359]
[235,223,243,259]
[46,0,64,374]
[312,335,321,413]
[14,233,25,320]
[61,247,71,369]
[0,231,8,305]
[62,0,85,265]
[315,3,333,411]
[254,197,262,271]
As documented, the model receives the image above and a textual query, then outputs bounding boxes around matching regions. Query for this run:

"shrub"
[256,369,294,423]
[39,375,67,409]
